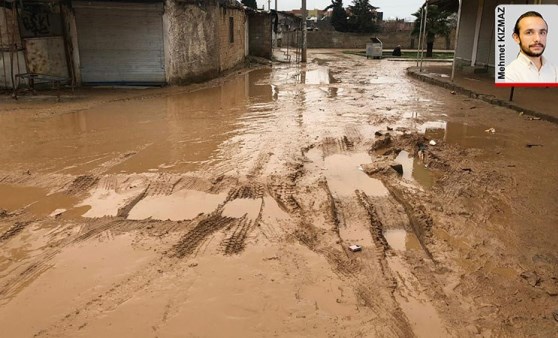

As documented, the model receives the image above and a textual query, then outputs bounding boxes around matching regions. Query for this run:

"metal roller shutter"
[74,1,165,85]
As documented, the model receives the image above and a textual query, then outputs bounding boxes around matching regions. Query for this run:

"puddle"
[422,121,503,149]
[26,192,79,217]
[304,67,335,84]
[0,184,47,212]
[307,150,388,197]
[127,190,227,221]
[79,184,146,218]
[383,229,422,251]
[0,69,274,175]
[387,256,448,338]
[394,150,434,188]
[221,198,262,220]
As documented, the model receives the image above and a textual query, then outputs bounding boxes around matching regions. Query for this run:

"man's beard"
[519,38,545,57]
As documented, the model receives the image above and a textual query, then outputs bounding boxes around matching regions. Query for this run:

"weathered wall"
[24,37,68,78]
[164,0,220,85]
[248,14,272,59]
[283,30,454,50]
[218,6,246,73]
[0,5,27,88]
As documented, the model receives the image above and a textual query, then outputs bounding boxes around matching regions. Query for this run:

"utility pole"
[302,0,307,62]
[275,0,277,11]
[268,0,270,11]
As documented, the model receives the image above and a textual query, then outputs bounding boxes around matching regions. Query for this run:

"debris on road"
[485,128,496,133]
[429,140,437,146]
[390,163,404,175]
[348,244,362,252]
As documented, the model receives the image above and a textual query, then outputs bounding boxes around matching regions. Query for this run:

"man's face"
[513,16,548,57]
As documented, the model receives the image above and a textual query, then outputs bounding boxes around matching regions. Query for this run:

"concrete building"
[0,0,266,89]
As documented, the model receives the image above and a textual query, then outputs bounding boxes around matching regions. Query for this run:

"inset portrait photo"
[495,5,558,86]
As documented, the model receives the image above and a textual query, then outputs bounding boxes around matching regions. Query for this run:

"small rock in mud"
[360,163,390,176]
[0,209,8,218]
[553,310,558,322]
[520,271,542,287]
[390,163,404,175]
[371,134,392,151]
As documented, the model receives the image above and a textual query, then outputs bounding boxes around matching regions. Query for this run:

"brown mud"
[0,50,557,337]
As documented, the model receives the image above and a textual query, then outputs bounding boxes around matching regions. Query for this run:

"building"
[0,0,269,89]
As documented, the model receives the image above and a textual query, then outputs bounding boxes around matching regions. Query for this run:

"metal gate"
[74,1,165,85]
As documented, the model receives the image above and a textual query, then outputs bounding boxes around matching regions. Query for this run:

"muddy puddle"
[306,149,388,197]
[0,69,274,175]
[387,256,448,338]
[384,229,422,251]
[394,150,434,188]
[128,190,228,221]
[0,184,48,212]
[420,120,504,149]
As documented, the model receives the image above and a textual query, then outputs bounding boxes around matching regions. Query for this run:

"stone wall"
[164,0,247,85]
[218,6,246,73]
[248,13,272,59]
[283,30,454,50]
[164,0,221,85]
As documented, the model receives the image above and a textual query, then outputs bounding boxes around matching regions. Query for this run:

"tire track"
[172,213,237,258]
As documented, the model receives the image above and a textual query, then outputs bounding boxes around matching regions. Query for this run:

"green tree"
[347,0,379,33]
[325,0,348,32]
[242,0,257,9]
[412,4,456,57]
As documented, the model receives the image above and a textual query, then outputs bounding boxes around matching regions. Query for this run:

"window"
[229,17,234,43]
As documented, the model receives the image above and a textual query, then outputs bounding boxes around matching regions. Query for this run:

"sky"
[269,0,425,21]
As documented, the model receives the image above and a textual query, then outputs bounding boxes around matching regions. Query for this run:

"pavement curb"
[406,67,558,125]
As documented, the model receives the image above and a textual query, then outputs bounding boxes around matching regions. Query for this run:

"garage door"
[74,1,165,85]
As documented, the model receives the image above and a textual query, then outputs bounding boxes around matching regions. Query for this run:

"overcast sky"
[268,0,425,21]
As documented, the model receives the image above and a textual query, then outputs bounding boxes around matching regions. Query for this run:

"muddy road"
[1,50,557,337]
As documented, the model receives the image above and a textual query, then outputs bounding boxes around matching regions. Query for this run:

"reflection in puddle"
[304,67,336,85]
[383,229,422,251]
[422,121,501,149]
[128,190,227,221]
[0,69,274,175]
[308,150,388,197]
[79,184,146,218]
[222,198,262,220]
[394,151,434,188]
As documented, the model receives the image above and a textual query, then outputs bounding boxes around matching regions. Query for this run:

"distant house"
[0,0,269,88]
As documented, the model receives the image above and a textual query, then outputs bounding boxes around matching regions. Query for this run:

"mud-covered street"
[1,50,557,337]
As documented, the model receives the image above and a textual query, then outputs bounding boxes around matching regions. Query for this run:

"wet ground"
[1,50,557,337]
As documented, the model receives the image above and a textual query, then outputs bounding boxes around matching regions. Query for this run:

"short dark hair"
[514,11,547,36]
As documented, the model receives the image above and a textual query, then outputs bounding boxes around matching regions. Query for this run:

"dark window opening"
[229,17,234,43]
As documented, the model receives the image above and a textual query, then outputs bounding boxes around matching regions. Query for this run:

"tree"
[324,0,348,32]
[241,0,257,10]
[347,0,379,33]
[412,4,456,57]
